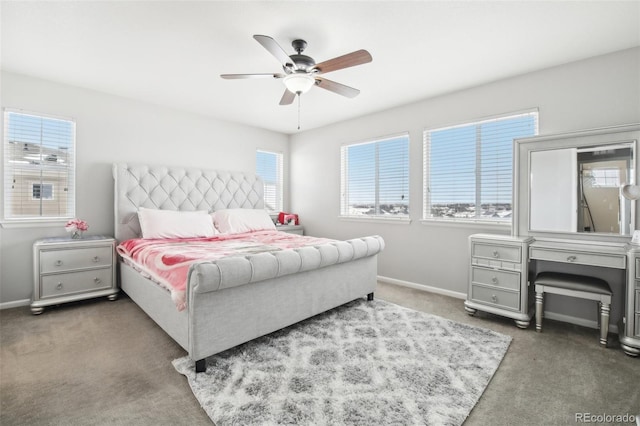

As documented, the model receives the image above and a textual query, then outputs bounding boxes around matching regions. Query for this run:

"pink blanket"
[117,230,334,311]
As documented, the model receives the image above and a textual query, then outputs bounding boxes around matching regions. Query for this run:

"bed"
[113,163,385,372]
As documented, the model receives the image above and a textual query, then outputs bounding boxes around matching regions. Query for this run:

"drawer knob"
[492,250,499,258]
[491,294,498,303]
[567,255,577,262]
[56,282,63,290]
[92,256,100,263]
[94,277,101,284]
[491,276,498,284]
[55,260,63,266]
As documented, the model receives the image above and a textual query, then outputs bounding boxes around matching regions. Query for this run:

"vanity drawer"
[470,285,520,311]
[40,246,113,273]
[472,257,522,272]
[41,268,112,298]
[471,243,521,263]
[529,247,625,269]
[471,267,520,291]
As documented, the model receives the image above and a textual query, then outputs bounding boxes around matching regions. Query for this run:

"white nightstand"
[31,236,118,314]
[277,224,304,235]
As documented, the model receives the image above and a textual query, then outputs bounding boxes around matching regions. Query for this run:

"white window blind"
[256,150,283,212]
[341,133,410,218]
[3,109,76,220]
[423,111,538,222]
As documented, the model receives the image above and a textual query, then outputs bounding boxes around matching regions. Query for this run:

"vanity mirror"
[514,124,640,242]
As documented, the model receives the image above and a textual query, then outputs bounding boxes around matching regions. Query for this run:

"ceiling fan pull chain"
[297,94,301,130]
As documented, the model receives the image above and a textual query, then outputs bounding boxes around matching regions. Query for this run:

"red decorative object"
[277,212,299,225]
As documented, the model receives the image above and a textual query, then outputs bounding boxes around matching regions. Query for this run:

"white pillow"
[212,209,276,234]
[138,207,217,239]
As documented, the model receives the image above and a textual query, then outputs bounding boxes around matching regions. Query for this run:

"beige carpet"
[1,282,639,425]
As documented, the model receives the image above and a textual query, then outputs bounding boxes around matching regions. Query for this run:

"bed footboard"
[193,286,377,372]
[187,255,378,369]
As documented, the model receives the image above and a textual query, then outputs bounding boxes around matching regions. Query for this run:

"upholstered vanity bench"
[534,271,612,347]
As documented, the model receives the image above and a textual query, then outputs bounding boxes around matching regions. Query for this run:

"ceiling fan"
[221,35,373,106]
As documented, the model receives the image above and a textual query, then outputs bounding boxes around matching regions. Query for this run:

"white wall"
[290,48,640,310]
[2,47,639,316]
[0,71,289,305]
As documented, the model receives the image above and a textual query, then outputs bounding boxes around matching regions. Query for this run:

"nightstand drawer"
[471,267,520,291]
[471,243,520,263]
[635,315,640,338]
[41,268,112,298]
[277,225,304,235]
[470,285,520,311]
[40,246,113,273]
[636,290,640,313]
[636,258,640,279]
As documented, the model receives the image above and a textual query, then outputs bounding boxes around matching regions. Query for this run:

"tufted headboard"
[113,163,264,241]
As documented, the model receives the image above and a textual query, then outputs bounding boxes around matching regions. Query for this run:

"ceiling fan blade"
[313,49,372,74]
[220,73,284,79]
[315,77,360,98]
[253,35,297,70]
[279,89,296,105]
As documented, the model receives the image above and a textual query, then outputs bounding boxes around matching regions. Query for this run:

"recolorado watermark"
[575,413,638,424]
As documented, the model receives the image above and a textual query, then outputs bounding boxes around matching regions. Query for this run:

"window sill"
[0,218,71,229]
[339,216,412,225]
[420,218,511,231]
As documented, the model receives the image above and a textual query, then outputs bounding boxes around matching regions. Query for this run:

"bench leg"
[195,359,206,373]
[599,302,610,347]
[367,292,374,301]
[535,291,544,332]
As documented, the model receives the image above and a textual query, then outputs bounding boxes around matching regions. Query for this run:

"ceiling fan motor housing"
[288,54,316,72]
[286,39,316,72]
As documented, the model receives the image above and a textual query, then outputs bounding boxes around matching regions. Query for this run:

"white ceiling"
[2,1,639,135]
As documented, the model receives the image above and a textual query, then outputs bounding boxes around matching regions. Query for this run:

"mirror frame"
[513,123,640,243]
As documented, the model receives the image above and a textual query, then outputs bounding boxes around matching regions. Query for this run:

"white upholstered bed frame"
[113,163,383,372]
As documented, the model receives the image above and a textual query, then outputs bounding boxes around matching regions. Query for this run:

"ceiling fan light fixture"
[283,73,315,94]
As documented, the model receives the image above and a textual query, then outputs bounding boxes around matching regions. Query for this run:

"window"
[32,183,54,201]
[340,133,410,219]
[587,169,620,188]
[256,150,283,212]
[3,109,76,221]
[423,111,538,222]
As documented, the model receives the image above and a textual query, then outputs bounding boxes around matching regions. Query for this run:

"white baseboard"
[543,311,619,334]
[0,299,30,310]
[377,275,467,300]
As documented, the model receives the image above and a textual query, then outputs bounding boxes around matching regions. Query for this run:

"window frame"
[340,132,411,222]
[255,149,284,213]
[2,108,76,226]
[422,110,539,225]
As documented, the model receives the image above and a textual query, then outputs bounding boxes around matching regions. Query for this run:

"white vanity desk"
[466,124,640,357]
[528,238,640,357]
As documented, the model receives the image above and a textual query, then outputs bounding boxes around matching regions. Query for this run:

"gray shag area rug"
[173,299,512,426]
